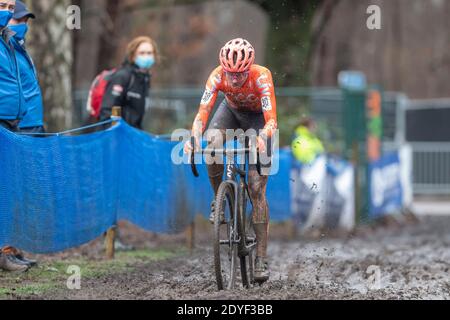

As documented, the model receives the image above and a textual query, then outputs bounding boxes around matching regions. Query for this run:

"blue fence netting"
[0,120,294,253]
[0,119,372,253]
[1,123,119,253]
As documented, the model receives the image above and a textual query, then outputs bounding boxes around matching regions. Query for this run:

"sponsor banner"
[369,152,403,217]
[324,157,355,231]
[290,155,355,231]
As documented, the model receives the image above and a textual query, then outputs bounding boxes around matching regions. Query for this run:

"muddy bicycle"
[190,136,260,290]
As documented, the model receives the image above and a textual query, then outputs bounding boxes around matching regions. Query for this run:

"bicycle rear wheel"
[213,183,237,291]
[241,213,256,287]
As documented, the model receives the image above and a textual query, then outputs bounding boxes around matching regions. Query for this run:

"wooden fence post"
[186,221,195,253]
[287,220,297,240]
[105,227,117,260]
[105,106,121,259]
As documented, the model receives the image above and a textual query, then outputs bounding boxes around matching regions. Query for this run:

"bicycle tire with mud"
[213,182,237,291]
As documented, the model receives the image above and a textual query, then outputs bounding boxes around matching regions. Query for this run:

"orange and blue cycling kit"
[193,64,277,138]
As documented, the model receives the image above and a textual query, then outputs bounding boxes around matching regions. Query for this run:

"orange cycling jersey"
[193,65,277,138]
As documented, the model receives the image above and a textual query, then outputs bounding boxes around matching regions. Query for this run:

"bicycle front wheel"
[213,182,237,291]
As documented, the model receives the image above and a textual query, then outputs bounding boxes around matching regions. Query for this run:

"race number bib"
[201,90,214,105]
[261,96,272,111]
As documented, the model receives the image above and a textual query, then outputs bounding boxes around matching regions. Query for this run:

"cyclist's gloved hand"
[256,136,266,153]
[184,140,193,154]
[184,136,200,154]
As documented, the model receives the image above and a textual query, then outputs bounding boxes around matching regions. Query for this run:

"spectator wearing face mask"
[0,0,38,273]
[98,36,159,130]
[8,0,45,134]
[0,0,26,133]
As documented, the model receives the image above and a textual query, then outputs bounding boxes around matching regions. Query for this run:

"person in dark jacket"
[0,0,26,133]
[100,36,159,129]
[8,0,45,133]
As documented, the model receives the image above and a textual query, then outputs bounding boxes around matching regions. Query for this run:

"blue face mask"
[8,23,28,41]
[135,55,155,70]
[0,10,13,28]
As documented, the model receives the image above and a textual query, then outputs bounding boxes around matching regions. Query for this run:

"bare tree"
[26,0,73,131]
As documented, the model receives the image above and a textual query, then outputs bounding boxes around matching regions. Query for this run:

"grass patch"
[4,283,56,297]
[0,247,186,299]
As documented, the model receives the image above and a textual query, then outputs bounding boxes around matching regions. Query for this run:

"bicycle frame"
[190,136,257,257]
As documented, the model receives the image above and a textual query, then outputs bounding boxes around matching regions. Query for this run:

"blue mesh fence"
[0,125,120,253]
[0,121,292,253]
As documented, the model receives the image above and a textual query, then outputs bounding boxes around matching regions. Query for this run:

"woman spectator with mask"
[99,36,159,130]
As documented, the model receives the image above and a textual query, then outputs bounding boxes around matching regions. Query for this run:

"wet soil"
[40,216,450,300]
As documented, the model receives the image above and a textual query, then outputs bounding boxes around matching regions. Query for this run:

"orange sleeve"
[257,69,277,138]
[192,67,222,134]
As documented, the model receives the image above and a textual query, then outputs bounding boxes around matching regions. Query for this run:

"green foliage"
[143,0,322,86]
[249,0,322,87]
[277,101,309,147]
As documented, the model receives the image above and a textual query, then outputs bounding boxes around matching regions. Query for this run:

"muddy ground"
[20,215,446,300]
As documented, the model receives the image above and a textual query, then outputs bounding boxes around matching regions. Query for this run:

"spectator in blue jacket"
[0,0,25,132]
[0,0,37,273]
[8,0,44,133]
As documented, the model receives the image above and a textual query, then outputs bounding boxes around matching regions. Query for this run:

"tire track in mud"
[50,216,450,300]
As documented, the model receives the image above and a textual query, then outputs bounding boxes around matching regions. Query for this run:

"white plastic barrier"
[291,155,355,232]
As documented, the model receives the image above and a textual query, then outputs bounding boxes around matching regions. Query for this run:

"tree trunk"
[26,0,73,131]
[310,0,450,99]
[97,0,123,71]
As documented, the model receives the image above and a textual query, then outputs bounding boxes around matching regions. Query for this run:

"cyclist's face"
[226,71,249,88]
[0,0,15,12]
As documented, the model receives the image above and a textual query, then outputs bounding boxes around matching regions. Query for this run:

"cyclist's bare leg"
[248,169,270,282]
[207,163,224,195]
[206,129,227,222]
[207,164,225,223]
[248,170,269,257]
[206,129,227,196]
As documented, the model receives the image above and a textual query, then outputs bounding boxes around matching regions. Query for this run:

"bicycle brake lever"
[190,136,200,178]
